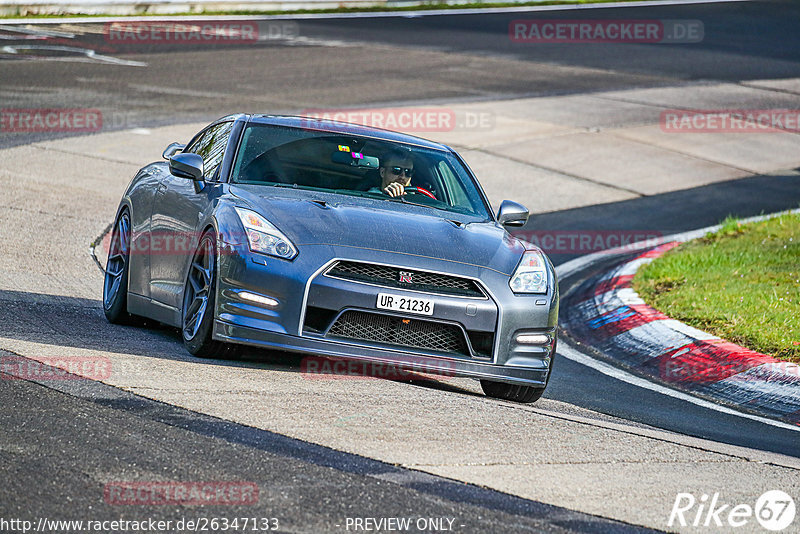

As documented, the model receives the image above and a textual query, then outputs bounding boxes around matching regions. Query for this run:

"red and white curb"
[556,210,800,428]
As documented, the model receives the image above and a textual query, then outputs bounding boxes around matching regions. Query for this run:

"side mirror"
[497,200,529,227]
[169,153,204,181]
[162,142,186,160]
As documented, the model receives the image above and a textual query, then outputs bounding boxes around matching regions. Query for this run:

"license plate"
[376,293,434,316]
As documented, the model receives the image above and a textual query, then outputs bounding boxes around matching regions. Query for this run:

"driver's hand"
[384,183,405,197]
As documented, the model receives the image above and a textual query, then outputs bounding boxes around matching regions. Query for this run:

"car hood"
[229,186,526,275]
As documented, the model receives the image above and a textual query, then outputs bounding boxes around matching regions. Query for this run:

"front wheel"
[481,339,556,403]
[181,231,239,359]
[103,210,139,325]
[480,380,545,403]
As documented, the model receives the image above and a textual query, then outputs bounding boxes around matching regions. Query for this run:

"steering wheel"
[403,186,437,200]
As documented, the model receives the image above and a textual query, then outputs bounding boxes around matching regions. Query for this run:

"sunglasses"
[387,166,414,177]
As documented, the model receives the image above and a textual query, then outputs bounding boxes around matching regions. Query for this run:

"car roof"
[244,114,450,151]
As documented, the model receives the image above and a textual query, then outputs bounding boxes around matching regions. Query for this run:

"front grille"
[326,261,484,298]
[327,310,470,355]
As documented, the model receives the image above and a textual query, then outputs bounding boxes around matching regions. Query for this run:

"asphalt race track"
[1,1,800,532]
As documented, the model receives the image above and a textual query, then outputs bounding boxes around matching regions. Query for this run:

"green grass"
[633,212,800,363]
[0,0,666,19]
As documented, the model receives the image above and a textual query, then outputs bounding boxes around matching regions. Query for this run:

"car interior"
[237,135,444,200]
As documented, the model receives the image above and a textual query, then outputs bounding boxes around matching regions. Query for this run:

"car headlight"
[509,250,548,294]
[234,207,297,260]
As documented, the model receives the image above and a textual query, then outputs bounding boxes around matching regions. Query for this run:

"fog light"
[516,333,550,345]
[239,291,279,308]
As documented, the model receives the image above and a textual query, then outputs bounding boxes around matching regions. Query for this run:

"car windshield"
[230,123,491,219]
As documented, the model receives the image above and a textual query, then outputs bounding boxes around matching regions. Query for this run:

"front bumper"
[214,320,552,386]
[215,239,558,386]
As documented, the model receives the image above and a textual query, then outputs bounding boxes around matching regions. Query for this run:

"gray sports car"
[103,114,559,402]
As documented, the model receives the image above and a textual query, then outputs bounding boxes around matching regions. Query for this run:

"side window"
[183,131,204,155]
[187,122,233,180]
[437,160,469,207]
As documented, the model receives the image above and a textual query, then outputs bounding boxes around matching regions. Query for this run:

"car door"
[148,121,234,312]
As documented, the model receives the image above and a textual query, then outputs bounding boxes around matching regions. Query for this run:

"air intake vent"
[327,310,470,355]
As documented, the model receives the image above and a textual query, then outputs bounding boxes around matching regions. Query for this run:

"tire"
[480,380,545,403]
[181,230,240,359]
[103,210,139,325]
[481,338,556,403]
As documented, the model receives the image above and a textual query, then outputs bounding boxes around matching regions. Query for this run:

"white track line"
[0,0,751,24]
[558,341,800,432]
[1,44,147,65]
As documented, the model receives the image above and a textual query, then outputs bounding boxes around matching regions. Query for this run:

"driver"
[377,149,414,198]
